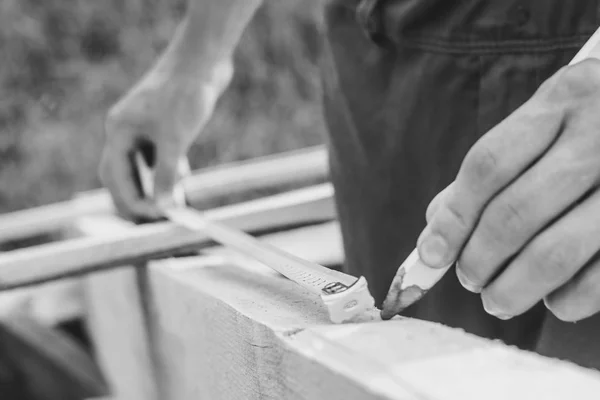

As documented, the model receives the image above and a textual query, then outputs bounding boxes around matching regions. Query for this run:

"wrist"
[150,45,233,99]
[153,28,234,87]
[151,0,260,84]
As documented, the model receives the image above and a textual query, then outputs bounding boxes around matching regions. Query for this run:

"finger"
[544,257,600,322]
[425,183,453,223]
[173,156,191,206]
[457,132,600,291]
[154,142,186,208]
[417,95,565,269]
[480,187,600,320]
[177,156,191,178]
[100,147,162,221]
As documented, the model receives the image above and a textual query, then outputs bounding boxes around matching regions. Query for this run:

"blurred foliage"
[0,0,325,212]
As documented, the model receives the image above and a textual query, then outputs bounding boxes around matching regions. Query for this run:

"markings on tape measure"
[322,281,349,295]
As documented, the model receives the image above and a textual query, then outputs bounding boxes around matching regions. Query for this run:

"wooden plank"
[68,188,336,400]
[154,205,372,325]
[75,218,343,400]
[0,145,327,244]
[73,217,161,400]
[76,214,600,399]
[0,182,335,400]
[0,184,334,290]
[0,147,328,331]
[139,249,600,399]
[182,145,328,206]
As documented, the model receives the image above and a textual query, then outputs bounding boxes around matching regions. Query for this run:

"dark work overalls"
[320,0,600,369]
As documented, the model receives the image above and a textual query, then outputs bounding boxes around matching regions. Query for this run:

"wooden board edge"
[143,249,600,400]
[0,184,334,290]
[0,145,327,243]
[72,216,161,400]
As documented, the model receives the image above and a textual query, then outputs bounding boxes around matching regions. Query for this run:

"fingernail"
[419,234,448,268]
[455,266,482,293]
[481,296,512,320]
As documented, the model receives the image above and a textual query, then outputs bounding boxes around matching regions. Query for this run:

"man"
[99,0,600,369]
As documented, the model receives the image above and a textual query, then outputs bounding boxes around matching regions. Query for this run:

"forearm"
[153,0,263,78]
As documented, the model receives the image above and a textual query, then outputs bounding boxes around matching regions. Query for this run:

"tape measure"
[134,153,375,323]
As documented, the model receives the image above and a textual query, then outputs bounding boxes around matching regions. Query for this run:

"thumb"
[177,156,191,180]
[173,156,191,206]
[154,144,188,208]
[426,183,454,223]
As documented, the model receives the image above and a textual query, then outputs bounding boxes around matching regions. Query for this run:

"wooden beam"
[0,184,334,290]
[64,189,335,400]
[0,145,327,244]
[74,217,343,400]
[141,249,600,399]
[182,145,328,206]
[73,217,161,400]
[74,211,600,399]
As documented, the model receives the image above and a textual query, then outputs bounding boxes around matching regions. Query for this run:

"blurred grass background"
[0,0,326,213]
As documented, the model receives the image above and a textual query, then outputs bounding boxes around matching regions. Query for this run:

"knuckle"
[104,101,141,137]
[440,200,470,232]
[425,184,453,223]
[498,201,525,232]
[567,59,600,86]
[104,109,125,136]
[464,144,500,185]
[483,200,527,245]
[426,201,437,223]
[529,241,577,286]
[545,266,600,322]
[552,59,600,101]
[97,156,111,185]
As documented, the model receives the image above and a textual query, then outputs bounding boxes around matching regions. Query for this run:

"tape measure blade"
[165,207,358,295]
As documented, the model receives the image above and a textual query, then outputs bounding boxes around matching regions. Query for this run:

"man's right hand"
[99,63,233,222]
[98,0,262,222]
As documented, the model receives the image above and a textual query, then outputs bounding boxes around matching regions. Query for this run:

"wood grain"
[142,240,600,400]
[0,184,334,290]
[76,218,344,400]
[68,187,337,400]
[75,213,600,399]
